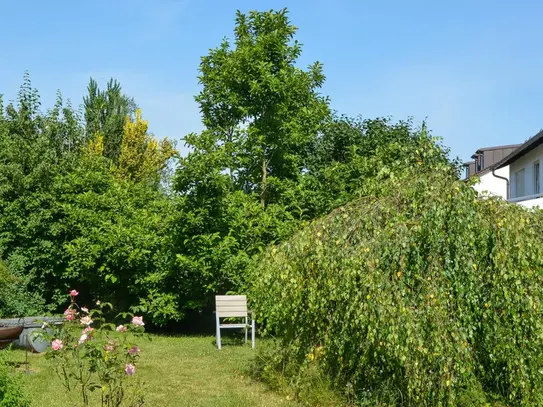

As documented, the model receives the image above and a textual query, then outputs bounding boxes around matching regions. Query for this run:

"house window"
[476,155,483,172]
[534,161,540,194]
[515,169,525,198]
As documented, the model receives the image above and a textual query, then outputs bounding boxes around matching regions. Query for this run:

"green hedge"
[250,167,543,406]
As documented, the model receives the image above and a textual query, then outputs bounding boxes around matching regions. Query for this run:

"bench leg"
[251,319,255,349]
[245,317,248,345]
[216,314,222,350]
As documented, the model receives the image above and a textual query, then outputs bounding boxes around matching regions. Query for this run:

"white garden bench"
[215,295,255,350]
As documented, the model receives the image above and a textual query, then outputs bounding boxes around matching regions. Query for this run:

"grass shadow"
[211,330,250,348]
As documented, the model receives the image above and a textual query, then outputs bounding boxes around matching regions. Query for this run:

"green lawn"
[6,335,297,407]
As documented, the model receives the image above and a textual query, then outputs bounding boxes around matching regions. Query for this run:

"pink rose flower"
[128,346,140,355]
[131,316,144,327]
[51,339,63,351]
[104,341,115,352]
[81,307,89,313]
[80,316,93,326]
[64,308,77,321]
[83,327,94,334]
[116,325,127,333]
[69,289,79,297]
[125,363,136,376]
[78,334,88,344]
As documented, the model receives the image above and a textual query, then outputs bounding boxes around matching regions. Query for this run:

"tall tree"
[116,109,176,184]
[83,78,136,163]
[171,8,330,312]
[191,8,330,207]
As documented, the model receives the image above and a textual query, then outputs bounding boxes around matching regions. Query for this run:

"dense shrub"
[0,261,43,318]
[0,77,178,324]
[250,163,543,406]
[0,353,29,407]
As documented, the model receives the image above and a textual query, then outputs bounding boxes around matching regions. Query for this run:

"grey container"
[0,316,64,353]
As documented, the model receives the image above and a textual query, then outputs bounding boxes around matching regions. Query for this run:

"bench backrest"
[215,295,247,318]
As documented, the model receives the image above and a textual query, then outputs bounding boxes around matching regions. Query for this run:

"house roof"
[470,144,522,160]
[463,144,522,178]
[474,144,522,153]
[495,130,543,169]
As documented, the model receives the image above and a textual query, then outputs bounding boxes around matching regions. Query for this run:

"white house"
[494,130,543,208]
[463,145,520,199]
[471,166,510,198]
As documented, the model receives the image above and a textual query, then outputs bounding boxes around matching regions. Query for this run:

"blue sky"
[1,0,542,161]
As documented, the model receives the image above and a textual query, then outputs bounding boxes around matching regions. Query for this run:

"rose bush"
[42,290,146,407]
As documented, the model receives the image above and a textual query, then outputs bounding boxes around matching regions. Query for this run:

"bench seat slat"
[217,311,247,317]
[219,323,247,328]
[216,295,246,301]
[216,304,247,310]
[216,298,246,302]
[216,305,247,312]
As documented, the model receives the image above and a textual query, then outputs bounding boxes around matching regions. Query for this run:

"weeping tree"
[250,141,543,406]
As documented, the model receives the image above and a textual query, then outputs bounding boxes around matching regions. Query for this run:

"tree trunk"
[260,154,267,208]
[227,127,234,189]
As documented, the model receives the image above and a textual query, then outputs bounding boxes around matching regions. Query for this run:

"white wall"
[472,166,509,199]
[518,197,543,209]
[510,144,543,199]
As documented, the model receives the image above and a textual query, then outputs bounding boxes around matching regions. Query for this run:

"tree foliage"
[83,78,136,163]
[0,76,176,323]
[193,8,329,207]
[116,109,176,184]
[301,115,452,217]
[249,141,543,406]
[171,8,330,312]
[0,11,459,335]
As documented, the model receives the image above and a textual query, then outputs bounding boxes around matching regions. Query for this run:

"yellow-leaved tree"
[86,133,105,156]
[116,109,176,183]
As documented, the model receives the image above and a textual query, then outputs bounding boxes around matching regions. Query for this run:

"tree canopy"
[250,160,543,406]
[83,78,136,163]
[191,8,330,207]
[0,9,461,326]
